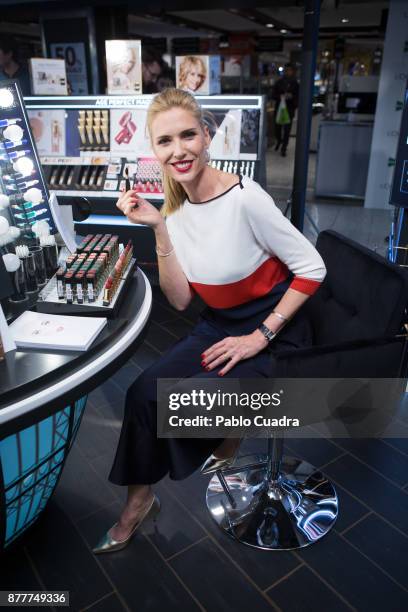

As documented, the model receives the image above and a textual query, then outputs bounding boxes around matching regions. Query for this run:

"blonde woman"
[178,56,207,93]
[93,88,326,553]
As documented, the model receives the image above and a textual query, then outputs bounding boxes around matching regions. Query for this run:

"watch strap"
[258,323,277,343]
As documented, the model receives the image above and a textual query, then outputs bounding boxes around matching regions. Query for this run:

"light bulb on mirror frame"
[0,88,15,109]
[13,156,34,177]
[3,124,24,143]
[24,187,43,205]
[0,215,10,235]
[0,193,10,209]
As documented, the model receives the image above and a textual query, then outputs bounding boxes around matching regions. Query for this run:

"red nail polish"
[201,361,206,366]
[201,353,205,358]
[218,372,224,377]
[205,366,211,371]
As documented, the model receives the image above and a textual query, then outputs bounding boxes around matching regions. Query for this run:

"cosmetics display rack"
[42,156,163,198]
[36,233,137,317]
[209,159,258,181]
[24,94,266,259]
[0,81,56,236]
[24,94,266,201]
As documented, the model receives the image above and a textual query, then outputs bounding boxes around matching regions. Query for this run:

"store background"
[0,1,408,610]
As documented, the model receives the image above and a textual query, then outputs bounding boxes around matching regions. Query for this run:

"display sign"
[176,55,221,95]
[105,40,142,95]
[29,58,68,96]
[50,42,89,95]
[390,85,408,208]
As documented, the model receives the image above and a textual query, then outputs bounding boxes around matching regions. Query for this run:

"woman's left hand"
[202,331,269,377]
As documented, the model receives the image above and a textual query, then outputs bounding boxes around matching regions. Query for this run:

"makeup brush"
[123,166,131,191]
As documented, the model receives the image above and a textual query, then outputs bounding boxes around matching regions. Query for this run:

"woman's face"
[151,107,210,185]
[121,49,135,74]
[185,64,205,91]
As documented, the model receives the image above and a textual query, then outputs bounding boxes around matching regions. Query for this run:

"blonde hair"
[178,56,207,91]
[146,88,206,217]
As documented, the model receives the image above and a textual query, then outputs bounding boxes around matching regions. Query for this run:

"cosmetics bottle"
[21,253,38,292]
[29,246,47,286]
[86,270,97,302]
[64,273,74,303]
[56,267,65,299]
[75,272,85,303]
[40,235,58,278]
[88,166,98,187]
[58,166,69,187]
[79,166,90,188]
[9,263,27,302]
[96,167,105,189]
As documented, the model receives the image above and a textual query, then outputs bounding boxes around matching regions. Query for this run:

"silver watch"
[258,323,277,343]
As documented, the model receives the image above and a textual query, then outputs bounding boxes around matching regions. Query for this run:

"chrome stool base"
[206,453,338,550]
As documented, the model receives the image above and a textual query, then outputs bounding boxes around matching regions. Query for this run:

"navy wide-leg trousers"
[108,317,277,485]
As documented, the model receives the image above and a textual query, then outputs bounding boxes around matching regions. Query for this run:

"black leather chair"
[206,230,408,550]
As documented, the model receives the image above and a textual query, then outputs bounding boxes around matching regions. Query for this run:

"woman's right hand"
[116,189,164,229]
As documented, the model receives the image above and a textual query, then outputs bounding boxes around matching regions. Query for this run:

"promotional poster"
[29,58,68,95]
[105,40,142,95]
[176,55,221,95]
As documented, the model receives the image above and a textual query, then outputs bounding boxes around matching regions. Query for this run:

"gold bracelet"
[156,246,175,257]
[272,310,288,322]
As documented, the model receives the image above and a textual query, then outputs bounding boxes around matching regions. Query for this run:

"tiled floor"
[2,153,407,611]
[3,285,408,612]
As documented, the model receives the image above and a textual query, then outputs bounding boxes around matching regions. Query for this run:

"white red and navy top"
[166,175,326,328]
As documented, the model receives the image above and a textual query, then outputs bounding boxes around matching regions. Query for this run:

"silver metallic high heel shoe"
[93,494,160,554]
[200,443,240,475]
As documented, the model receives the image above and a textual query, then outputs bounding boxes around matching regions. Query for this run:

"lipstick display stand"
[37,258,137,318]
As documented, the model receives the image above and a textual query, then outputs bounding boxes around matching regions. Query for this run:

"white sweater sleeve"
[242,181,326,295]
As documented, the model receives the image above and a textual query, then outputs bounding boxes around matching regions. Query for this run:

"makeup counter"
[23,94,267,261]
[0,82,152,551]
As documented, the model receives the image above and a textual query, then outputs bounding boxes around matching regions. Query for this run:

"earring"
[205,148,210,163]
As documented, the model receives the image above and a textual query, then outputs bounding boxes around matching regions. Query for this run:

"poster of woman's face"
[176,55,209,94]
[106,40,142,94]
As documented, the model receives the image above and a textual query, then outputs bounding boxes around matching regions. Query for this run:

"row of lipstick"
[55,234,133,306]
[44,164,163,193]
[78,110,110,151]
[103,242,133,306]
[209,159,256,179]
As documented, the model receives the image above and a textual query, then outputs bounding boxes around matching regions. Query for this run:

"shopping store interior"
[0,1,408,610]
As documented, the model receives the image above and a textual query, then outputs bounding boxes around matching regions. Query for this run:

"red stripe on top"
[190,257,289,309]
[290,276,322,295]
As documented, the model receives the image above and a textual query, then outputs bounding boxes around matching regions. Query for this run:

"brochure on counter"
[9,310,107,351]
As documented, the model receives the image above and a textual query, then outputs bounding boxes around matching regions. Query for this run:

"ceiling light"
[280,29,288,34]
[342,18,349,23]
[266,23,274,28]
